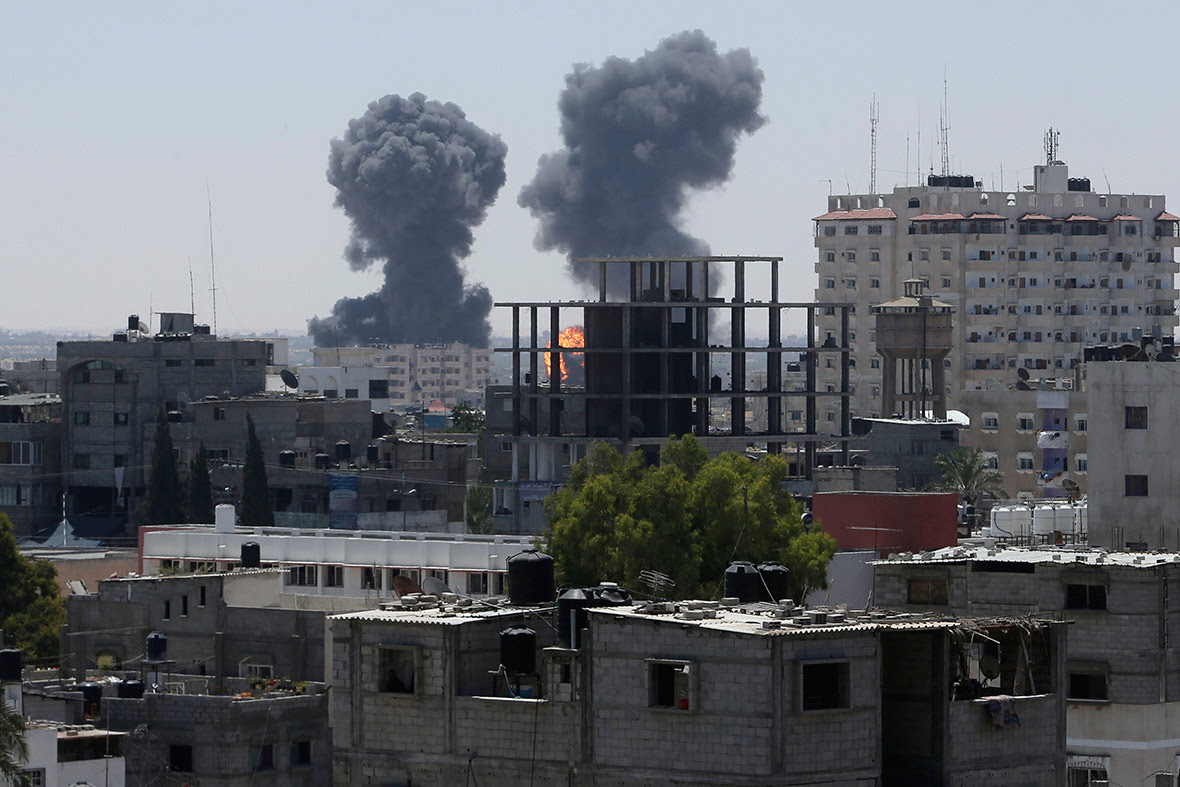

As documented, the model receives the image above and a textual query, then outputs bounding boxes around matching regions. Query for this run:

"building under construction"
[493,257,854,524]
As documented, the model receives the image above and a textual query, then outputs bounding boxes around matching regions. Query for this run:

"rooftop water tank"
[0,649,20,682]
[116,679,145,699]
[757,561,791,603]
[507,548,554,606]
[499,626,537,675]
[79,682,102,718]
[145,632,167,662]
[214,504,235,533]
[335,441,351,461]
[240,542,261,569]
[314,453,331,470]
[724,561,761,603]
[366,444,379,463]
[1033,504,1056,536]
[278,450,296,468]
[557,583,633,649]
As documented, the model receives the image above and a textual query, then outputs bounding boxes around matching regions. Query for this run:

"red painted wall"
[812,491,958,554]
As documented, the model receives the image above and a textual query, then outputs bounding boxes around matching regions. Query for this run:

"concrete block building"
[875,544,1180,786]
[305,343,492,410]
[813,157,1179,427]
[0,392,61,538]
[327,599,1066,786]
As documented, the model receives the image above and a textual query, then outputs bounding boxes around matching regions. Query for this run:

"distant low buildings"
[305,343,492,410]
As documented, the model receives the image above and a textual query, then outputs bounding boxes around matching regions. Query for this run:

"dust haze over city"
[3,2,1179,342]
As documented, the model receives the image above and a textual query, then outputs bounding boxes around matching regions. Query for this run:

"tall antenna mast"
[939,70,951,176]
[869,94,879,194]
[206,181,218,336]
[188,257,195,316]
[1044,127,1060,164]
[906,132,910,188]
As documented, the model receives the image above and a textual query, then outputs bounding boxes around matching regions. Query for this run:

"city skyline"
[4,1,1179,339]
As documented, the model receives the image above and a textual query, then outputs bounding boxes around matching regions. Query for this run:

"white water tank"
[214,504,236,534]
[1033,504,1056,536]
[1053,503,1073,534]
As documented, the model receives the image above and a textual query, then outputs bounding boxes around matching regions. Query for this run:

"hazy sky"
[4,1,1179,339]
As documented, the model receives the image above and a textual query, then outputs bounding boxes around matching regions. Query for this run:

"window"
[287,565,318,586]
[908,197,920,208]
[323,389,338,398]
[194,358,215,367]
[1068,670,1108,701]
[870,250,880,262]
[114,412,129,426]
[800,661,850,711]
[982,413,999,430]
[867,224,882,235]
[941,249,951,261]
[823,226,836,237]
[362,567,383,590]
[165,359,184,367]
[844,225,858,236]
[907,578,947,605]
[163,600,171,620]
[1076,454,1088,473]
[1017,413,1035,431]
[21,770,46,787]
[291,740,312,767]
[344,388,359,399]
[169,745,194,772]
[1066,583,1107,610]
[1126,474,1149,497]
[379,647,418,694]
[213,407,227,421]
[0,441,42,466]
[648,659,694,710]
[369,379,389,399]
[240,658,273,680]
[1017,453,1035,471]
[1125,406,1148,429]
[468,572,488,595]
[846,251,856,263]
[325,565,344,587]
[919,249,930,261]
[982,452,999,470]
[73,411,90,426]
[823,278,836,289]
[870,278,880,288]
[199,585,206,607]
[869,358,880,369]
[241,358,257,366]
[181,595,189,616]
[1068,765,1110,786]
[251,744,275,772]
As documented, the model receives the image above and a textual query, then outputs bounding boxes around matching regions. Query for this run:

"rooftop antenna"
[188,257,195,317]
[939,69,951,177]
[906,132,910,188]
[206,180,218,337]
[1044,127,1061,165]
[869,94,879,193]
[1103,169,1112,193]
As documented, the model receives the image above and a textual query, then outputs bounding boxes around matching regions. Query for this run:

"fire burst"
[545,325,585,381]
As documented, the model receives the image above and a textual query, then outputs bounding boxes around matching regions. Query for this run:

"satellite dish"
[1118,343,1146,361]
[1122,259,1132,272]
[984,378,1003,391]
[177,392,191,409]
[1017,367,1030,381]
[1015,380,1032,391]
[979,653,1001,681]
[421,576,452,596]
[280,369,299,389]
[392,574,424,597]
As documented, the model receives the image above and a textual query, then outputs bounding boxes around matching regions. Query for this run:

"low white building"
[18,722,126,787]
[302,343,491,410]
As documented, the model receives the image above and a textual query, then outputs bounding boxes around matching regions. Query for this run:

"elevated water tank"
[0,649,20,682]
[366,444,379,463]
[278,450,296,468]
[724,561,761,603]
[214,504,235,533]
[166,410,183,423]
[240,541,261,569]
[1033,504,1056,536]
[145,632,167,662]
[335,441,351,461]
[1052,503,1073,534]
[557,583,633,648]
[500,626,537,675]
[757,561,791,603]
[116,679,145,699]
[1011,506,1032,538]
[1077,503,1088,537]
[507,548,554,606]
[314,453,331,470]
[79,682,102,718]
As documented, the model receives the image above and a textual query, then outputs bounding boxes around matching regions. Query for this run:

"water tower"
[872,278,954,419]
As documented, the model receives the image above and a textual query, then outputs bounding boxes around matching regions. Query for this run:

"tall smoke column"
[309,92,507,347]
[519,30,765,289]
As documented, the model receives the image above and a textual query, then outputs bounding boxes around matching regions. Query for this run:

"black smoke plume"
[519,30,765,289]
[309,93,506,347]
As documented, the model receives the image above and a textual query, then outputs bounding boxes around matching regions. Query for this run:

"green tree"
[0,515,66,663]
[449,403,485,432]
[186,443,215,524]
[930,447,1008,510]
[141,407,183,524]
[545,436,835,600]
[465,484,494,534]
[239,414,273,526]
[0,698,32,787]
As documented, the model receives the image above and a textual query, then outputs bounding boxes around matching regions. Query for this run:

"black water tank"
[366,444,379,463]
[507,548,555,605]
[335,440,351,461]
[314,453,331,470]
[116,679,145,699]
[79,682,102,717]
[0,383,9,397]
[724,561,762,603]
[113,332,128,343]
[757,561,791,603]
[128,314,140,332]
[166,410,183,423]
[145,632,167,662]
[500,626,537,675]
[240,541,261,568]
[278,450,296,468]
[0,649,20,681]
[557,588,594,648]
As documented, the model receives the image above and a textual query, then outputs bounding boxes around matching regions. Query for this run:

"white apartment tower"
[814,159,1180,425]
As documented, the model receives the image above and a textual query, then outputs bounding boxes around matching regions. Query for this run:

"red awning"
[812,207,897,221]
[1019,213,1052,221]
[968,212,1006,220]
[1065,214,1098,222]
[1156,211,1180,222]
[910,213,966,221]
[1112,214,1141,221]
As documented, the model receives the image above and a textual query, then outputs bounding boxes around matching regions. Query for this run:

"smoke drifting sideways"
[308,93,507,348]
[519,30,765,292]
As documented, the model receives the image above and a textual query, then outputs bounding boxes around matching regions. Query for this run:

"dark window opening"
[290,740,312,767]
[649,661,692,710]
[907,578,948,605]
[1065,583,1107,610]
[169,744,193,772]
[163,600,171,620]
[1125,406,1149,429]
[802,662,850,710]
[1126,474,1149,497]
[379,648,416,694]
[1068,672,1108,701]
[251,744,275,772]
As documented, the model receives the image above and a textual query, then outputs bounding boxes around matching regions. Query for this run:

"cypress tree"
[239,414,273,526]
[186,443,215,524]
[142,407,184,524]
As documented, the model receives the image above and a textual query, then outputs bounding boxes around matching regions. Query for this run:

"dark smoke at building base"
[519,30,765,294]
[309,92,507,348]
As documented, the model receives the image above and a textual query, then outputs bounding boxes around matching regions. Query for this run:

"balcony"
[1037,430,1070,450]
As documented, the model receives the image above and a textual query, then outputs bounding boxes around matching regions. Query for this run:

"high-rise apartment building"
[305,343,491,410]
[813,160,1180,425]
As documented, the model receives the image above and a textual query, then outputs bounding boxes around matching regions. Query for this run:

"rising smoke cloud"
[308,93,507,347]
[519,30,765,288]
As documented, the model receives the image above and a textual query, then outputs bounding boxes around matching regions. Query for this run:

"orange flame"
[545,325,585,381]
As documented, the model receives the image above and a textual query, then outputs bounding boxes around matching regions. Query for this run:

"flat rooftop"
[877,544,1180,569]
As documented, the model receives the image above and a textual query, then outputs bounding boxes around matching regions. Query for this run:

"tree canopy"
[0,697,31,787]
[465,484,494,534]
[186,443,215,524]
[0,514,65,664]
[449,403,485,433]
[141,407,183,524]
[930,446,1007,508]
[239,414,274,526]
[544,436,836,600]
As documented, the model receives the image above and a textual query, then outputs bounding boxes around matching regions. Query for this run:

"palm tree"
[0,701,31,787]
[931,447,1008,519]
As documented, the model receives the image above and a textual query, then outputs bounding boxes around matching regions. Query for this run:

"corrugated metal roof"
[329,604,554,625]
[812,208,898,221]
[874,544,1179,569]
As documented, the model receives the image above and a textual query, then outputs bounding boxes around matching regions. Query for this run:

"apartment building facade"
[0,392,62,538]
[306,343,492,410]
[814,161,1180,426]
